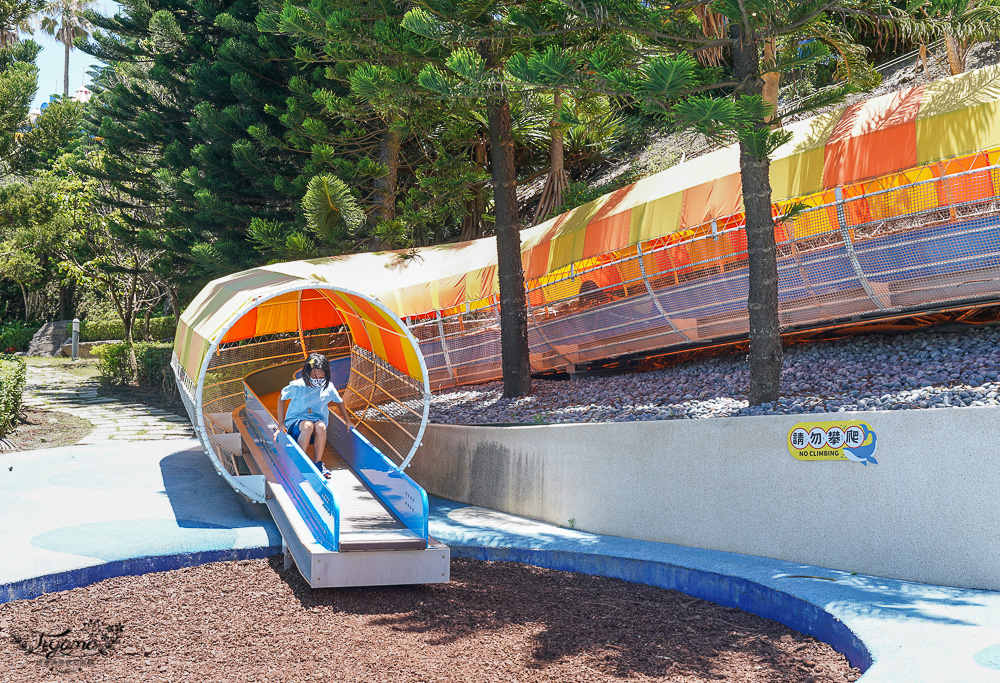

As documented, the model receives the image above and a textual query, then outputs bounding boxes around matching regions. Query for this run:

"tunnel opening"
[172,282,430,503]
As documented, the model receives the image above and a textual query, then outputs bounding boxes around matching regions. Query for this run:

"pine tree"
[260,0,489,252]
[402,3,538,397]
[508,0,896,404]
[77,0,310,306]
[401,1,614,397]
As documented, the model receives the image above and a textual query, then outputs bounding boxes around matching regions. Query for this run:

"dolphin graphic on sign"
[842,425,878,465]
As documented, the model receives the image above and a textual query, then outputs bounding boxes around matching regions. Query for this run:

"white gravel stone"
[429,324,1000,425]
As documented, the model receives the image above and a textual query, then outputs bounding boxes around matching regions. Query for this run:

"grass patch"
[25,356,102,381]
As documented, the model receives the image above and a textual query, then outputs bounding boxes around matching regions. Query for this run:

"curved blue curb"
[427,498,1000,682]
[10,456,998,683]
[448,544,870,671]
[0,538,868,671]
[0,546,281,604]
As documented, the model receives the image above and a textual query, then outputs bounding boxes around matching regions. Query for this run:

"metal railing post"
[435,312,457,383]
[637,244,691,341]
[835,187,890,311]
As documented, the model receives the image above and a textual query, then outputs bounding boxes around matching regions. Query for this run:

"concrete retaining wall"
[409,406,1000,590]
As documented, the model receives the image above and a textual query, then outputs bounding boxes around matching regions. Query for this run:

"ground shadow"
[159,447,279,542]
[272,555,851,681]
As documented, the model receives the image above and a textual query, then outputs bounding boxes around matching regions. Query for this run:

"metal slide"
[232,360,449,588]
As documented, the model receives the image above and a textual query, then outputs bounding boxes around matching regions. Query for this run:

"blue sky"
[26,0,119,110]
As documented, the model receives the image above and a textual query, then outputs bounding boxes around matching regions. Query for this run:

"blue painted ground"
[2,441,999,682]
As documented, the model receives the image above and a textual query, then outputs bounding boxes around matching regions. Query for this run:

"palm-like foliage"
[37,0,95,95]
[925,0,1000,73]
[0,38,39,176]
[507,0,896,405]
[0,0,40,47]
[402,0,615,398]
[260,0,463,250]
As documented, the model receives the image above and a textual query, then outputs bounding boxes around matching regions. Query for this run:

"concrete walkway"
[2,440,1000,682]
[22,362,193,443]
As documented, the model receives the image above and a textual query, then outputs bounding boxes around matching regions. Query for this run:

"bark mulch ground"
[0,557,862,682]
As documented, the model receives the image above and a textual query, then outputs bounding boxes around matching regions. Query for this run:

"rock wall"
[26,321,71,357]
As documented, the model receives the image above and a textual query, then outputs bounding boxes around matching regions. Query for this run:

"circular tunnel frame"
[191,280,431,503]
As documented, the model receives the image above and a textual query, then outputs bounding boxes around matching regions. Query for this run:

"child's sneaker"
[315,461,332,479]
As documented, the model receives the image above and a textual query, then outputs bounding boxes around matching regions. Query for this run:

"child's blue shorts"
[287,419,318,444]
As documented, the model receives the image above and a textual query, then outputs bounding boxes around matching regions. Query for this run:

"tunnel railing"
[409,149,1000,389]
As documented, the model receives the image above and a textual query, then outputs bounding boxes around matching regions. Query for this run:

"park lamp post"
[71,318,79,361]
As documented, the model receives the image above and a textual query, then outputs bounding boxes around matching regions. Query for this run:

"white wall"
[409,407,1000,590]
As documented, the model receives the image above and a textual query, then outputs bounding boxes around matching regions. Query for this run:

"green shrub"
[69,316,177,343]
[0,322,42,353]
[93,341,174,389]
[135,343,173,388]
[91,342,133,386]
[0,354,26,437]
[76,319,124,343]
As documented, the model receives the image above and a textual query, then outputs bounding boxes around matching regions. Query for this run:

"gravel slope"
[430,323,1000,424]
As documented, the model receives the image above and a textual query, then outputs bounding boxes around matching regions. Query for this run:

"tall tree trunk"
[693,6,726,67]
[460,138,488,241]
[460,191,487,240]
[479,39,531,398]
[533,90,569,224]
[142,305,153,341]
[58,282,69,320]
[944,32,964,75]
[110,276,138,382]
[371,117,401,249]
[731,23,782,405]
[63,37,70,97]
[168,285,181,321]
[762,37,779,127]
[18,283,29,322]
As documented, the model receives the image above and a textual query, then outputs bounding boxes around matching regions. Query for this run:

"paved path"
[21,363,193,443]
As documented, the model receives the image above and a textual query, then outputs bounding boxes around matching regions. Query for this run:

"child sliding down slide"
[276,353,353,478]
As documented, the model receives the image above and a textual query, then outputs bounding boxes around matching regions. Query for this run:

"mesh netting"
[413,154,1000,389]
[345,345,426,468]
[179,325,351,478]
[408,306,503,389]
[173,352,241,477]
[174,151,1000,474]
[203,328,351,418]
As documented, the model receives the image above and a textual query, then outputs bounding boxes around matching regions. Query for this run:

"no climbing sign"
[787,421,878,465]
